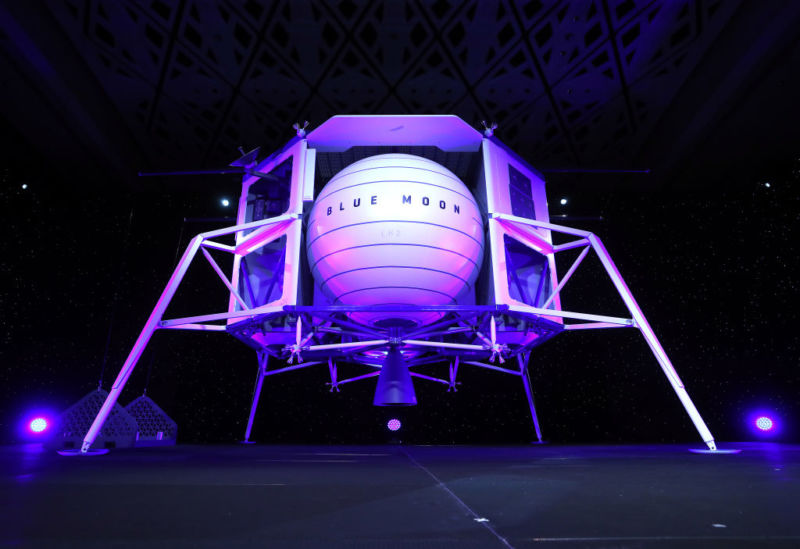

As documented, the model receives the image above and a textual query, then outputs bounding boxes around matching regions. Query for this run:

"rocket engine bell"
[306,154,484,328]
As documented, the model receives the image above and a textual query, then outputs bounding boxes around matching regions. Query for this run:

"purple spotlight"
[755,416,774,431]
[29,417,48,433]
[387,418,402,432]
[18,409,57,441]
[747,410,781,438]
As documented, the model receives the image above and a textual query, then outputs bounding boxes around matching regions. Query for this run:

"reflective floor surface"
[1,442,798,548]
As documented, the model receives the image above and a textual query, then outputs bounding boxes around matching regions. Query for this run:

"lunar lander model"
[78,115,717,453]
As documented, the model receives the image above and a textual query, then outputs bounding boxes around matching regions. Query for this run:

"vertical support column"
[588,234,716,450]
[447,356,459,391]
[243,351,268,443]
[80,236,204,453]
[327,357,339,392]
[518,354,543,443]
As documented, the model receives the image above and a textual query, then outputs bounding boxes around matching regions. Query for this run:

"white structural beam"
[518,354,543,443]
[564,322,633,331]
[243,352,267,443]
[491,212,716,450]
[587,233,716,450]
[201,240,235,253]
[336,371,381,386]
[409,372,450,385]
[80,214,299,454]
[159,323,227,332]
[540,245,590,310]
[263,361,324,376]
[80,235,204,453]
[201,247,249,310]
[463,361,522,376]
[159,303,284,327]
[305,340,389,352]
[517,307,634,326]
[553,238,590,252]
[404,339,486,351]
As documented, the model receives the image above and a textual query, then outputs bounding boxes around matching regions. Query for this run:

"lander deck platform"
[2,443,798,548]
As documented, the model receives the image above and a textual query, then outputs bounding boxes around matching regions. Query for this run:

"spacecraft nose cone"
[373,347,417,406]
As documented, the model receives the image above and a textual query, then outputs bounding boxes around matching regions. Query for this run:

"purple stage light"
[747,410,781,438]
[387,418,401,432]
[29,417,48,433]
[18,408,57,441]
[755,416,774,431]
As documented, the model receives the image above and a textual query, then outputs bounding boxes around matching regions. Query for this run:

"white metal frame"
[482,138,563,321]
[80,213,301,453]
[78,115,716,453]
[81,209,715,454]
[489,213,716,450]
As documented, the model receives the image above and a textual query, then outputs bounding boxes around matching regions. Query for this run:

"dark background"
[1,0,798,445]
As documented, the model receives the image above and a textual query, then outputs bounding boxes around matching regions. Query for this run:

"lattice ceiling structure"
[1,1,798,189]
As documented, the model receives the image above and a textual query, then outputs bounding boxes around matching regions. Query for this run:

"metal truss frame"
[79,213,299,452]
[80,212,716,452]
[489,213,716,450]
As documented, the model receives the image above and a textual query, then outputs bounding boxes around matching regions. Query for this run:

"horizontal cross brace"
[285,305,510,313]
[160,323,227,332]
[463,361,521,376]
[565,322,636,330]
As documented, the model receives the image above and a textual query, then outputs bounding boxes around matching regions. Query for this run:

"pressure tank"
[307,153,484,328]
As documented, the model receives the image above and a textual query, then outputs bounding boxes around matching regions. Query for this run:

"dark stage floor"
[1,442,798,548]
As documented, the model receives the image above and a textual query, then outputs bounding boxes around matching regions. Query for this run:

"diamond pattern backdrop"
[43,0,743,170]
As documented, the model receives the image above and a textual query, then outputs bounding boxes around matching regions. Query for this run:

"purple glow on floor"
[387,419,401,432]
[29,417,48,433]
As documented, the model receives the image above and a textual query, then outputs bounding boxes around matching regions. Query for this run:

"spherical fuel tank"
[306,153,484,328]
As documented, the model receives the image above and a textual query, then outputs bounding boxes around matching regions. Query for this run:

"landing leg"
[518,354,543,443]
[588,234,717,451]
[242,351,267,443]
[80,236,204,453]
